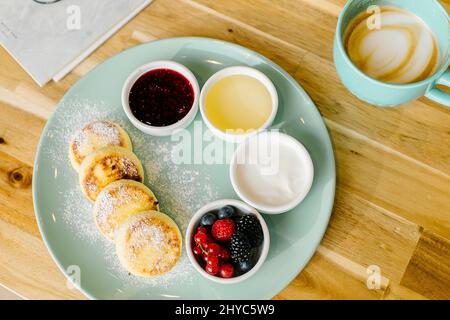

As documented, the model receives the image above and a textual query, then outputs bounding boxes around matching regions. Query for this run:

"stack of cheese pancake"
[69,120,182,277]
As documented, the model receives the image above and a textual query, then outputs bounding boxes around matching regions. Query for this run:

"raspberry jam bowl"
[122,60,200,136]
[186,199,270,284]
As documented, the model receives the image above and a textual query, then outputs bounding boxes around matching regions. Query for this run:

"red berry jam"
[129,68,194,127]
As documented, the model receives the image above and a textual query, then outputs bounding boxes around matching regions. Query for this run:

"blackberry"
[236,215,263,247]
[230,231,253,262]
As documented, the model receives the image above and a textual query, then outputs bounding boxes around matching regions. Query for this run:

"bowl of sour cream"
[230,131,314,214]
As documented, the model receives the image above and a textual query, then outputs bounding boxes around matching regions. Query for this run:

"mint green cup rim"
[335,0,450,89]
[32,37,336,299]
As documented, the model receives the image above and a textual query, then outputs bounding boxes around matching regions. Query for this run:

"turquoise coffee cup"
[334,0,450,107]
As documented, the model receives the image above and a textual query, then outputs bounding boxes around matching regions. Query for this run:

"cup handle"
[425,71,450,107]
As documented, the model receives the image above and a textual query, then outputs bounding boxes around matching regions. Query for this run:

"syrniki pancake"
[94,180,160,240]
[69,120,132,171]
[79,146,144,202]
[115,211,182,277]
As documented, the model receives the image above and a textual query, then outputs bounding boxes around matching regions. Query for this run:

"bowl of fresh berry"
[186,199,270,284]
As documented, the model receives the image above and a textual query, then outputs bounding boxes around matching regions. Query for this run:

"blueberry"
[217,205,235,219]
[200,212,217,227]
[238,259,253,273]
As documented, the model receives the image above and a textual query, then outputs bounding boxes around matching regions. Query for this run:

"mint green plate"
[33,37,335,300]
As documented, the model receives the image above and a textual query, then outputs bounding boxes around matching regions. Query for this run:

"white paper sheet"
[0,0,152,86]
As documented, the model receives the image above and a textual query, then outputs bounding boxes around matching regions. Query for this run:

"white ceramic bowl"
[121,60,200,136]
[230,131,314,214]
[199,66,278,143]
[186,199,270,284]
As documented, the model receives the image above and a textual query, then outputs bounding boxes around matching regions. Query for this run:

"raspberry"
[211,218,235,242]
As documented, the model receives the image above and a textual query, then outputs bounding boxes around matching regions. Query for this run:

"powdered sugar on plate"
[72,120,122,155]
[43,97,219,289]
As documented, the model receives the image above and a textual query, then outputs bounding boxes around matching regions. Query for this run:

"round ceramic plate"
[33,37,335,299]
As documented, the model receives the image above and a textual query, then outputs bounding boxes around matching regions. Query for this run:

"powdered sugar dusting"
[72,120,121,155]
[44,97,219,289]
[124,217,180,276]
[130,222,167,252]
[95,189,116,234]
[94,183,154,239]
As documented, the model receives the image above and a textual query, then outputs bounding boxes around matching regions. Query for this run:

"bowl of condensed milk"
[200,66,278,143]
[230,131,314,214]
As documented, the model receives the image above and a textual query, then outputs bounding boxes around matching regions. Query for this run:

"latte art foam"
[344,6,439,84]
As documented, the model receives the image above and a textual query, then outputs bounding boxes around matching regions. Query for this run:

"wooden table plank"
[382,282,428,300]
[0,151,36,236]
[275,246,387,300]
[330,122,450,239]
[192,0,338,61]
[321,188,421,283]
[0,102,45,166]
[400,230,450,300]
[0,219,83,300]
[0,0,449,299]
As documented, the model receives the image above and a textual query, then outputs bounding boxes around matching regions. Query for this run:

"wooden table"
[1,0,449,300]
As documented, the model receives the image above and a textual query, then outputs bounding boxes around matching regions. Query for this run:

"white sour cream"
[230,131,314,214]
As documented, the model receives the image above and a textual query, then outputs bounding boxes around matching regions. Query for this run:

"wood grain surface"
[0,0,449,300]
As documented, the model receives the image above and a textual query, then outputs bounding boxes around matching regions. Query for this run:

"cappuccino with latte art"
[344,6,440,84]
